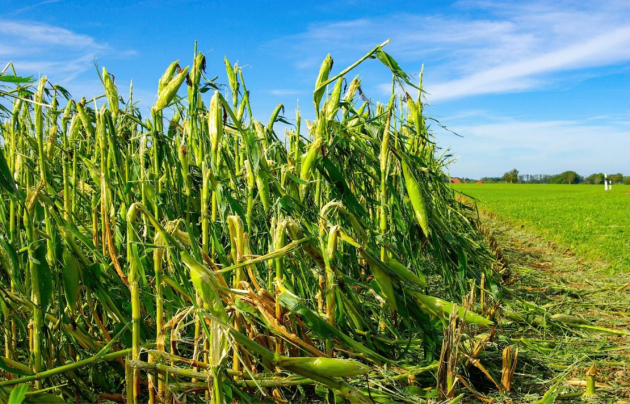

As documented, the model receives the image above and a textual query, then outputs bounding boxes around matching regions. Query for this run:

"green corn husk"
[313,54,333,115]
[61,100,73,130]
[410,291,492,326]
[181,251,228,322]
[268,103,284,133]
[209,91,223,156]
[342,76,361,103]
[406,97,423,138]
[550,313,589,325]
[373,265,398,310]
[153,66,189,112]
[280,357,369,378]
[34,77,46,140]
[61,248,81,314]
[401,158,430,237]
[255,171,271,212]
[300,134,322,184]
[386,257,426,288]
[224,57,238,98]
[102,67,119,119]
[327,225,339,258]
[325,78,344,120]
[189,53,205,89]
[75,99,95,139]
[360,250,398,312]
[157,60,180,93]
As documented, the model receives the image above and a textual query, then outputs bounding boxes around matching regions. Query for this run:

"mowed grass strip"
[454,184,630,272]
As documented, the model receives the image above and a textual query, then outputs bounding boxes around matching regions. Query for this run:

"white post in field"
[604,173,608,191]
[609,180,612,191]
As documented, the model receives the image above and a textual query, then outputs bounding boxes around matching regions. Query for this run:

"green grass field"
[454,183,630,272]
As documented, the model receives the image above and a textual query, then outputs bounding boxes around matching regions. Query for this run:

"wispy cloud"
[7,0,62,17]
[0,19,134,92]
[429,27,630,100]
[269,89,303,96]
[0,21,100,50]
[0,19,107,82]
[268,1,630,102]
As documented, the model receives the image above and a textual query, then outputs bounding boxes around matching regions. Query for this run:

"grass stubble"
[479,211,629,402]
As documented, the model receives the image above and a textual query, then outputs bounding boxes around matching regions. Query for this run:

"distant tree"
[584,173,605,184]
[624,176,630,185]
[503,168,519,183]
[551,171,582,184]
[609,173,624,184]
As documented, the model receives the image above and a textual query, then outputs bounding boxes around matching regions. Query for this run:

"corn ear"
[102,67,119,119]
[254,120,268,149]
[407,97,423,138]
[34,76,46,138]
[189,53,205,89]
[268,103,284,134]
[313,54,333,115]
[360,250,398,311]
[153,66,189,113]
[62,100,73,125]
[61,248,81,314]
[343,76,361,103]
[386,257,426,288]
[325,78,344,120]
[300,136,322,184]
[327,226,339,258]
[280,357,369,378]
[401,159,430,237]
[322,202,369,243]
[255,168,271,212]
[411,292,492,326]
[209,91,223,157]
[227,215,245,260]
[158,60,179,93]
[181,251,228,322]
[224,57,238,97]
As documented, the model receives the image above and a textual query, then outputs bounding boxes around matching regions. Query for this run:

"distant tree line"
[582,173,628,185]
[478,170,630,184]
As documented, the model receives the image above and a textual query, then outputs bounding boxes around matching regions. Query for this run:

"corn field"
[0,42,497,403]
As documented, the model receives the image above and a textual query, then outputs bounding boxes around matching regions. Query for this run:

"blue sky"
[1,0,628,178]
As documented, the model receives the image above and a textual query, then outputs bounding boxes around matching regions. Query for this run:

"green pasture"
[454,183,630,272]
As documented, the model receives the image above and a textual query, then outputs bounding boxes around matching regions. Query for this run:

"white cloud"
[7,0,62,17]
[0,20,100,50]
[0,20,107,82]
[269,89,303,96]
[268,1,630,102]
[428,26,630,100]
[0,19,134,96]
